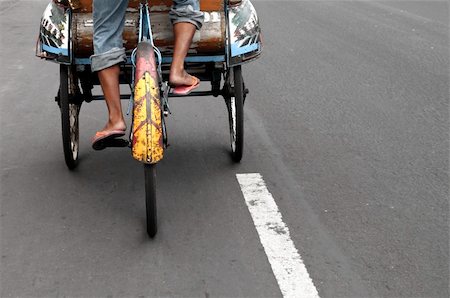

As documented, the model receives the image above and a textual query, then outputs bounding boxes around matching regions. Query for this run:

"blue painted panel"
[162,55,225,63]
[231,43,260,57]
[74,58,90,65]
[42,44,69,56]
[75,55,225,65]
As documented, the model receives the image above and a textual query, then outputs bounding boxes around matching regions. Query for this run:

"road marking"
[236,173,320,298]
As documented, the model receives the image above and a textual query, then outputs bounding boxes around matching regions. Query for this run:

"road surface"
[1,0,448,297]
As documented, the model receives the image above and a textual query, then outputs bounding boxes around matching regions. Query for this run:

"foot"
[92,130,127,151]
[169,71,200,95]
[96,120,126,136]
[92,121,127,151]
[169,70,199,88]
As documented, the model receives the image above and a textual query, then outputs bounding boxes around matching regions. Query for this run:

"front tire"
[60,65,81,170]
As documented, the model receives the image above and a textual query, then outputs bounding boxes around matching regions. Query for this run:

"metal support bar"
[86,89,232,101]
[90,94,131,101]
[168,90,223,98]
[87,89,238,101]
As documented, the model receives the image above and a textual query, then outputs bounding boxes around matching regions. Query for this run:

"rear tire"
[144,164,157,238]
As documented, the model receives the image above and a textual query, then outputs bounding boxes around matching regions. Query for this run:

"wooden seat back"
[71,0,224,12]
[72,0,226,57]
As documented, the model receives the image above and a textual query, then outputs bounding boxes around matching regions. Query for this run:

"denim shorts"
[90,0,204,72]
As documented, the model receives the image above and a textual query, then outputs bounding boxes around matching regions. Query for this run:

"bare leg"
[169,22,199,87]
[97,65,126,133]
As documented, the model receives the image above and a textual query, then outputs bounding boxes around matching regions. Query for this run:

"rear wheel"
[144,164,157,238]
[59,65,81,170]
[226,65,244,162]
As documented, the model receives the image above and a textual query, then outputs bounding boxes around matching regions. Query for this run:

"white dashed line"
[236,173,320,298]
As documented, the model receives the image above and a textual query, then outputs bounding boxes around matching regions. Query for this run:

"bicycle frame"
[136,2,163,76]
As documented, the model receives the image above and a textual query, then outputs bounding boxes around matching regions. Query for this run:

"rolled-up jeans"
[90,0,204,72]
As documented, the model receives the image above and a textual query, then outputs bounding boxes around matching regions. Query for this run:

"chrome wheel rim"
[230,97,237,152]
[69,103,80,160]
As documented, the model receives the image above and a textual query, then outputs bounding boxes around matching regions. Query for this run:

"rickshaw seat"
[71,0,224,12]
[71,0,226,58]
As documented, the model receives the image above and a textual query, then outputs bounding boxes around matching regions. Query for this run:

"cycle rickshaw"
[36,0,261,238]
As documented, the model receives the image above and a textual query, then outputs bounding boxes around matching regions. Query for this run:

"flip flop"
[92,129,126,151]
[171,76,200,96]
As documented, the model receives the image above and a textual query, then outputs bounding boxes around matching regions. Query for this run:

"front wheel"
[60,65,81,170]
[226,65,244,162]
[144,164,157,238]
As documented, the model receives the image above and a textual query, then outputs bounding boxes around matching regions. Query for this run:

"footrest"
[93,138,129,150]
[104,138,129,148]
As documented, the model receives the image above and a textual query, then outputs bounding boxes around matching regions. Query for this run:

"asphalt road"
[1,1,448,297]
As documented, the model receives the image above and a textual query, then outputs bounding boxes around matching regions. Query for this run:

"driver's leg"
[168,0,204,87]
